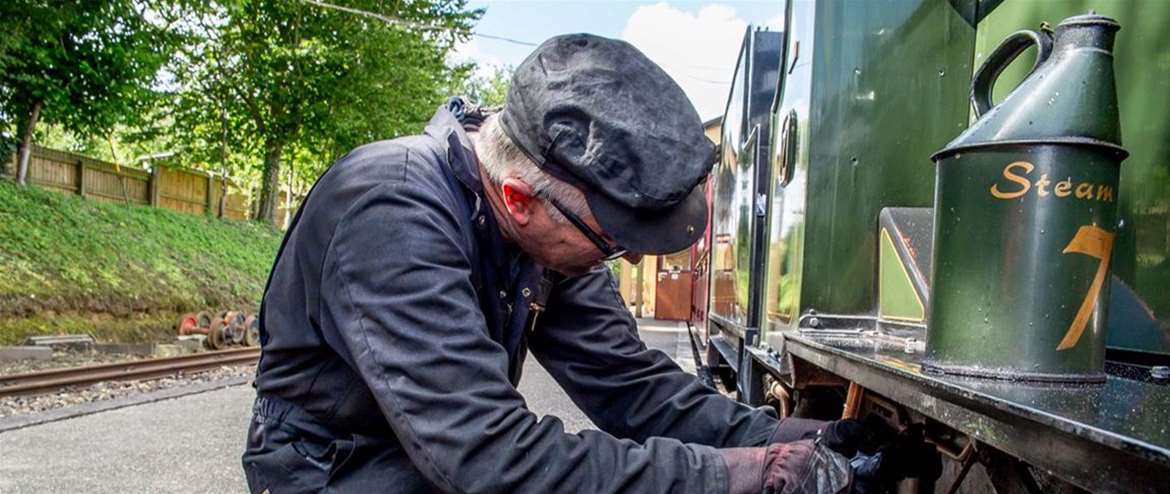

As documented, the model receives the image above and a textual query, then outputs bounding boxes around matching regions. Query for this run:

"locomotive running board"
[779,332,1170,493]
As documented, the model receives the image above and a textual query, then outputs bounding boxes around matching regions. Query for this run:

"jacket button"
[521,287,531,298]
[499,290,507,299]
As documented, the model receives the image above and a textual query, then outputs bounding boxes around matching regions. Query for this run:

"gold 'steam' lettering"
[990,161,1114,202]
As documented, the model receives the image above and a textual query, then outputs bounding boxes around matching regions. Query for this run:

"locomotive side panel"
[797,0,976,318]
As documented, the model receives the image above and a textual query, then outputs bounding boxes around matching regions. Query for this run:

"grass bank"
[0,179,283,344]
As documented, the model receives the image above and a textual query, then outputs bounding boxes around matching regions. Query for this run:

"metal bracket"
[744,326,760,346]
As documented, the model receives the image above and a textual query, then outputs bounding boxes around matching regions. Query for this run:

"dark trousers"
[242,394,435,493]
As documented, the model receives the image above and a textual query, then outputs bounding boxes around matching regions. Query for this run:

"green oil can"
[924,14,1127,382]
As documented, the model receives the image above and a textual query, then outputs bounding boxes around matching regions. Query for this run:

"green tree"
[458,64,512,107]
[138,1,253,217]
[165,0,480,224]
[0,0,176,186]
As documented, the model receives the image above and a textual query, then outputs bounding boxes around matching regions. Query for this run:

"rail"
[0,347,260,398]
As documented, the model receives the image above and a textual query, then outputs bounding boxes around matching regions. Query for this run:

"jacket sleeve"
[319,181,732,494]
[528,268,780,448]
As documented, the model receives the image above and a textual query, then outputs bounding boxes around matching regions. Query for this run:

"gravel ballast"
[1,362,255,419]
[0,350,147,376]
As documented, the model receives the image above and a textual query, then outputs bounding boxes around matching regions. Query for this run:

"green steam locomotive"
[694,1,1170,492]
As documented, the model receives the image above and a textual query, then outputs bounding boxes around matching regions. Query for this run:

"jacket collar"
[424,106,483,195]
[424,104,519,271]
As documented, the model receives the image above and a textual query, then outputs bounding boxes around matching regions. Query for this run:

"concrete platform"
[0,346,52,362]
[0,319,694,492]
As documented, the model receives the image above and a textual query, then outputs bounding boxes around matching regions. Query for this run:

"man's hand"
[761,440,816,493]
[722,440,851,494]
[813,416,942,493]
[746,414,942,493]
[817,415,896,458]
[768,414,896,457]
[846,423,942,494]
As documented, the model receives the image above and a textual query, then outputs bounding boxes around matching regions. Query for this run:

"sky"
[452,1,785,121]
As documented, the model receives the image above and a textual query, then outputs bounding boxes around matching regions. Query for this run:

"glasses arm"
[545,197,626,260]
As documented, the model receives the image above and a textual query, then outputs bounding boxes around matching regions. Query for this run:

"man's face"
[497,178,640,276]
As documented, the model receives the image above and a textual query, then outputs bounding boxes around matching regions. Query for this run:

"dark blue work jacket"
[243,106,779,493]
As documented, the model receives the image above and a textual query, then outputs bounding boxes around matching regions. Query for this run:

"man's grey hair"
[476,113,590,224]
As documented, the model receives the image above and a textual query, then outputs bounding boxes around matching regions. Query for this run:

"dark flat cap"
[499,33,715,255]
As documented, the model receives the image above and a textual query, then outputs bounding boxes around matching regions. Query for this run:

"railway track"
[0,347,260,398]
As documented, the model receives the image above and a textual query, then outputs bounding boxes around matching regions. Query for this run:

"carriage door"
[655,250,693,321]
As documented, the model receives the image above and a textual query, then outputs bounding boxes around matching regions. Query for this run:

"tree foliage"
[1,0,485,225]
[0,0,178,182]
[156,0,481,223]
[458,64,512,108]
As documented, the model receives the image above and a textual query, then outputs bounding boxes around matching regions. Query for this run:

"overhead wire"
[298,0,729,100]
[298,0,538,46]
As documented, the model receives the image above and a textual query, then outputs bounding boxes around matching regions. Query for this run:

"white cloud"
[621,3,752,120]
[450,37,504,79]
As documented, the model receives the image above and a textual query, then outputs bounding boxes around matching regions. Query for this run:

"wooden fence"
[3,145,251,220]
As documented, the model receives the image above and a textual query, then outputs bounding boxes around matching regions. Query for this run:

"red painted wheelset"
[176,309,261,349]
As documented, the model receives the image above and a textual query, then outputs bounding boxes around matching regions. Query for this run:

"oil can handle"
[971,29,1054,118]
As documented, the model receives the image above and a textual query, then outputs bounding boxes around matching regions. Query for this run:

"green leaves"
[157,0,481,222]
[0,0,176,137]
[2,0,486,224]
[457,64,513,108]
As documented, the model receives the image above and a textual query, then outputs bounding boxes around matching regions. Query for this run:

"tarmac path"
[0,319,691,493]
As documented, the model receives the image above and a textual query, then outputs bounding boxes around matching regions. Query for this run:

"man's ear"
[501,178,537,226]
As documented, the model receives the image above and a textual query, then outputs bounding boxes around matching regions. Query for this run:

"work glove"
[845,423,942,494]
[721,440,851,494]
[816,414,897,458]
[765,415,893,458]
[810,416,941,493]
[772,414,941,493]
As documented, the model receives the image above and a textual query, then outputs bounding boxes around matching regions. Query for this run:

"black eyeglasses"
[545,196,628,261]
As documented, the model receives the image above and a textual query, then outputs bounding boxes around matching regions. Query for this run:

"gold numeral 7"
[1057,225,1114,351]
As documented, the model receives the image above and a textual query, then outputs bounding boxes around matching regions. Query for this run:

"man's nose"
[622,253,643,264]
